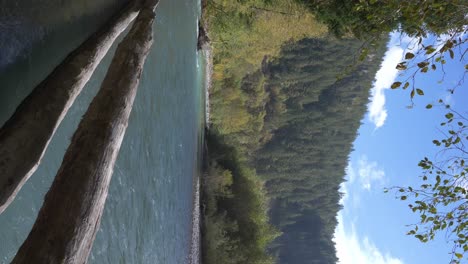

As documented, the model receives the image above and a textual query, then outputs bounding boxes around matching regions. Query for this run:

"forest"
[201,0,388,263]
[257,37,387,263]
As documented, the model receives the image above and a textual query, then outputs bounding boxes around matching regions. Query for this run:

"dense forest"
[201,0,387,263]
[256,37,387,263]
[202,132,279,264]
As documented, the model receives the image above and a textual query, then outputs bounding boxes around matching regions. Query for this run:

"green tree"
[299,0,466,38]
[298,0,467,99]
[390,104,468,263]
[300,1,467,262]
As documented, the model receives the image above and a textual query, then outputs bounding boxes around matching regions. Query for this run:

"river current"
[0,0,203,263]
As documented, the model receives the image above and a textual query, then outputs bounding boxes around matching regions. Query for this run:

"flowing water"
[0,0,203,263]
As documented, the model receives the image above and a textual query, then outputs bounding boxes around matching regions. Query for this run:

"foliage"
[203,0,327,156]
[201,2,327,263]
[205,0,327,70]
[297,0,467,38]
[202,0,391,262]
[201,131,280,264]
[202,0,391,263]
[387,33,467,107]
[296,0,467,101]
[255,37,387,263]
[205,33,387,264]
[296,1,468,261]
[390,104,468,263]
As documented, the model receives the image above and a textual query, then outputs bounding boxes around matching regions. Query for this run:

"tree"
[390,104,468,263]
[11,1,159,263]
[299,0,467,100]
[299,0,467,38]
[0,1,140,214]
[298,1,467,262]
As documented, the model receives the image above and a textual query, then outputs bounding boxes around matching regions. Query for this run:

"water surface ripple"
[0,0,203,263]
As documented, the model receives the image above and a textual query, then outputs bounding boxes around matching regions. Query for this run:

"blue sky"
[334,33,468,264]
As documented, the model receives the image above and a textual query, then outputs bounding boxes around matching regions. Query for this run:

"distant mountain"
[254,37,387,263]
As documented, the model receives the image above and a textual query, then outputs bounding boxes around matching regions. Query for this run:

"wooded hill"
[202,0,387,263]
[256,37,387,263]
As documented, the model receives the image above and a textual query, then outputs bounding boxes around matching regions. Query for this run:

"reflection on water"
[0,0,203,263]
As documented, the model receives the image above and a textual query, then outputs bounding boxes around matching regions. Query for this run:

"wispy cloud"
[335,158,401,264]
[368,44,404,128]
[340,156,385,205]
[334,213,404,264]
[357,155,385,191]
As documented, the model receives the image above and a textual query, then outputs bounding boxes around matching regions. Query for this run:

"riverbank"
[188,175,201,264]
[202,46,212,127]
[189,5,211,262]
[197,1,282,263]
[197,17,212,127]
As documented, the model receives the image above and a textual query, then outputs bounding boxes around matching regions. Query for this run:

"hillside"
[256,37,387,263]
[201,1,387,263]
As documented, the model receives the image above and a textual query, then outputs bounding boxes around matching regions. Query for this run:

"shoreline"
[188,175,201,264]
[203,46,212,127]
[198,16,212,127]
[189,7,212,263]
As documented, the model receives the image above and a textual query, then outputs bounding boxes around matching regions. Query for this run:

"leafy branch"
[388,105,468,263]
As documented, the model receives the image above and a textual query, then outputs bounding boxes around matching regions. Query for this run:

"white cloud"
[335,158,402,264]
[357,156,385,191]
[368,44,404,128]
[339,157,385,207]
[334,213,404,264]
[347,163,356,184]
[443,93,455,107]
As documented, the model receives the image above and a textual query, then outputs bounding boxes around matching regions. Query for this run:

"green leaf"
[449,49,454,59]
[411,90,415,99]
[445,41,454,49]
[455,253,463,259]
[396,63,407,70]
[401,196,407,200]
[426,104,433,109]
[445,113,454,119]
[391,82,402,89]
[405,52,415,59]
[425,46,436,54]
[416,89,424,95]
[403,82,410,89]
[417,62,429,68]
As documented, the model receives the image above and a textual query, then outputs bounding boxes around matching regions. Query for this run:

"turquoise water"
[0,0,203,263]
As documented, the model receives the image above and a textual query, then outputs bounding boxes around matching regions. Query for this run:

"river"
[0,0,203,263]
